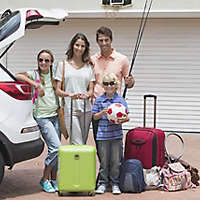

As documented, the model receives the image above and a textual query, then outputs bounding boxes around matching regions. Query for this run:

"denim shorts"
[36,115,61,166]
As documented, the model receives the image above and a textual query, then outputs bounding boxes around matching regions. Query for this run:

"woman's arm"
[55,80,78,99]
[55,80,68,97]
[78,81,95,99]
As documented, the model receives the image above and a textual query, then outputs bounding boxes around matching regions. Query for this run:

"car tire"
[0,151,5,184]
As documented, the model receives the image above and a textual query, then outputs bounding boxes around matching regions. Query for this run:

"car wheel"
[0,151,5,184]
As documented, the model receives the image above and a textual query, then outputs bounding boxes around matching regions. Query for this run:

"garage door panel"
[7,18,200,132]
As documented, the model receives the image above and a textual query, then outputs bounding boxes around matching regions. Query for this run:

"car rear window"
[0,11,21,42]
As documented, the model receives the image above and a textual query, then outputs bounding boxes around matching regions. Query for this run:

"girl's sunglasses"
[103,81,115,86]
[38,58,50,63]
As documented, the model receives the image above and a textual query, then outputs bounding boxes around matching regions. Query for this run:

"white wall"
[1,0,200,18]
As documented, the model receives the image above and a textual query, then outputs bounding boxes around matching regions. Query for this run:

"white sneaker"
[95,184,106,194]
[112,185,121,195]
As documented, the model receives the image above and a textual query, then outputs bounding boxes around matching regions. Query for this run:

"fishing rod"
[123,0,153,98]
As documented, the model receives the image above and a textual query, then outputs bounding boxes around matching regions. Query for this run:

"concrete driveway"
[0,132,199,200]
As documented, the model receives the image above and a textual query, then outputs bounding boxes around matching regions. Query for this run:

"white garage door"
[6,18,200,133]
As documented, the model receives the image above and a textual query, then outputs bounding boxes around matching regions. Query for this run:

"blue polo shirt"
[92,92,129,141]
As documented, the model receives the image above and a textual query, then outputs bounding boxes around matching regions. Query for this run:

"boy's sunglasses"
[38,58,50,63]
[103,81,115,86]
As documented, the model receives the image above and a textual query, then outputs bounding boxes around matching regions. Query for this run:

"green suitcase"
[57,145,96,196]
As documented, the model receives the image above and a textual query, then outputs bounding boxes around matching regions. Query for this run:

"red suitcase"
[124,94,165,169]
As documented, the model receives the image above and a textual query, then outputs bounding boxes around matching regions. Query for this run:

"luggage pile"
[56,96,199,196]
[120,94,199,193]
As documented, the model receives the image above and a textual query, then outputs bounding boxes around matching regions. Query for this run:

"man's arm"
[125,74,135,88]
[121,55,135,89]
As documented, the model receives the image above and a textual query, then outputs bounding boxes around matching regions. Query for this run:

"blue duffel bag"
[119,159,146,193]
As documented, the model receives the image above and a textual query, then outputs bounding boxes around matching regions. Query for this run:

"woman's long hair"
[65,33,91,64]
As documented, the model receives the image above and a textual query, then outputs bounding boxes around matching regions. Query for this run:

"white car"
[0,8,68,184]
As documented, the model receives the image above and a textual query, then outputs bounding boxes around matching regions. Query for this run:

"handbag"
[143,166,161,188]
[57,61,69,140]
[159,133,196,191]
[176,159,199,186]
[160,162,195,191]
[164,133,199,187]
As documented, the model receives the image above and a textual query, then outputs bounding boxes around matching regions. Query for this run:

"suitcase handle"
[143,94,157,128]
[144,94,157,99]
[131,139,146,145]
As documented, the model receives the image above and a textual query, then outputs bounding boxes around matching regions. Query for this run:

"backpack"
[160,162,195,191]
[119,159,146,193]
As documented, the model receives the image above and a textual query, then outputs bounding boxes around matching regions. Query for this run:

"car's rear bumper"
[0,132,44,168]
[11,138,44,164]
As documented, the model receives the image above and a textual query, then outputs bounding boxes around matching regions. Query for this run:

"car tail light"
[26,9,43,21]
[0,81,32,100]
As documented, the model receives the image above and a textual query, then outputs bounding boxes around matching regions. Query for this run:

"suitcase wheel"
[88,191,95,196]
[58,191,63,196]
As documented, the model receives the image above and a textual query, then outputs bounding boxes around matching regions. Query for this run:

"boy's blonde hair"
[100,72,120,89]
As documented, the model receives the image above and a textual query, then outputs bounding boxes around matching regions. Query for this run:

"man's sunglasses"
[38,58,50,63]
[103,81,115,86]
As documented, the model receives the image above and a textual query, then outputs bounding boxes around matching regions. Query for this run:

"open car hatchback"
[0,8,68,184]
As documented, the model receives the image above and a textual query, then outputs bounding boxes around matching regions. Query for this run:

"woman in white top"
[55,33,95,144]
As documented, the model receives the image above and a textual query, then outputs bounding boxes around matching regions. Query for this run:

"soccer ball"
[107,103,128,124]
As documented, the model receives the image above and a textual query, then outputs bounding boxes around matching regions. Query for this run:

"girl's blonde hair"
[100,72,120,89]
